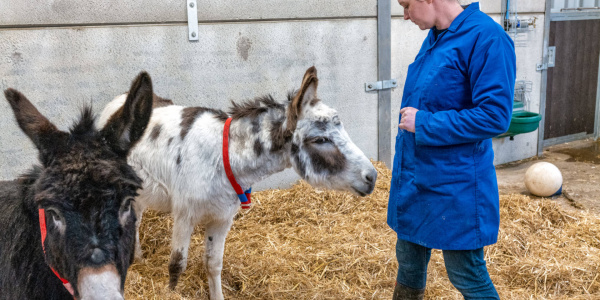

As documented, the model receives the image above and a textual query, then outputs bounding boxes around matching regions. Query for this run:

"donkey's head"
[4,72,153,300]
[287,67,377,196]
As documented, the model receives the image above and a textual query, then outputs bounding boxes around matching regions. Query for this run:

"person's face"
[398,0,435,30]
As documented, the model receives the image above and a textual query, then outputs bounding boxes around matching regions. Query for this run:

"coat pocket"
[421,66,471,112]
[413,143,476,192]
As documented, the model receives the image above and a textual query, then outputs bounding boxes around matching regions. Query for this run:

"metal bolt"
[191,32,197,38]
[189,2,194,8]
[392,81,396,85]
[368,84,373,89]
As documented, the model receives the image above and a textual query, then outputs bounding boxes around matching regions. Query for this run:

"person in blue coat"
[389,0,516,299]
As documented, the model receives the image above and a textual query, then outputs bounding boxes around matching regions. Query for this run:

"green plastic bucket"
[506,111,542,135]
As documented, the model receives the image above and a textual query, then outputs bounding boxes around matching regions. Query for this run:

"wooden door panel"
[545,19,600,140]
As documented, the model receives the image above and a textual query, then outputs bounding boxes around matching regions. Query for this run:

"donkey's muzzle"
[354,168,378,196]
[77,265,123,300]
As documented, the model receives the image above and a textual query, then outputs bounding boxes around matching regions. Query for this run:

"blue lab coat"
[387,2,516,250]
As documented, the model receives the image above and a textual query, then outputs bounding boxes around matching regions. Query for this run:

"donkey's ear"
[298,66,318,107]
[4,89,67,155]
[101,71,153,155]
[287,66,319,133]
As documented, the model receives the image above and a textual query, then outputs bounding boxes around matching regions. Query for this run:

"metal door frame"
[537,0,600,154]
[377,0,392,167]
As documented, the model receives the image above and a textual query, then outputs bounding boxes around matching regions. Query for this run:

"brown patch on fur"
[180,107,203,140]
[287,66,318,138]
[152,93,174,108]
[168,250,184,289]
[309,98,321,107]
[253,139,263,157]
[149,124,162,141]
[305,140,347,175]
[180,107,228,140]
[269,118,289,152]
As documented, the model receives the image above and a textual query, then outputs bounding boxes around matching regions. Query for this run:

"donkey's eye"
[45,208,65,233]
[313,137,331,144]
[46,208,61,222]
[120,198,134,213]
[119,197,135,225]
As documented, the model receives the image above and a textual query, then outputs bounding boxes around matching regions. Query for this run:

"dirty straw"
[125,161,600,299]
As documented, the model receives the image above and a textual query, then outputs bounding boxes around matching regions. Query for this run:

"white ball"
[524,162,563,197]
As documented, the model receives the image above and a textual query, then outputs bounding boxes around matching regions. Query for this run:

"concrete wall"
[391,0,546,165]
[0,1,377,24]
[0,1,379,191]
[0,0,548,188]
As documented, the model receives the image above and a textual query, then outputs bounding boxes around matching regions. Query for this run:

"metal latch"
[187,0,199,41]
[365,79,398,92]
[537,46,556,71]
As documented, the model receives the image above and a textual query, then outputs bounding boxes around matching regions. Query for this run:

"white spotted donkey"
[97,67,377,300]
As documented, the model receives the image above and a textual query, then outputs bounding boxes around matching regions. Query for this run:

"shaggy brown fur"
[0,72,154,299]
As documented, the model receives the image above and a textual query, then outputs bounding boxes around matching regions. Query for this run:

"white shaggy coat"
[96,67,377,300]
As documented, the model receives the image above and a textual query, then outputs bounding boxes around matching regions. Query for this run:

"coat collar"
[446,2,479,33]
[425,2,479,47]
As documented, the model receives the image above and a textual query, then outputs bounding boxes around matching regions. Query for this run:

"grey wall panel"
[0,1,181,26]
[480,0,545,14]
[391,1,530,16]
[504,0,546,13]
[0,20,378,189]
[0,1,377,26]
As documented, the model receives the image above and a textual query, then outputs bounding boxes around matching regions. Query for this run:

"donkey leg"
[205,219,234,300]
[168,215,195,290]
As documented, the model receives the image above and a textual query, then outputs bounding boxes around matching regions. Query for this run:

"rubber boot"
[392,282,425,300]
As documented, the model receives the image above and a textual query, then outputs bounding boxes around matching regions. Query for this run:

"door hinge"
[187,0,199,41]
[365,79,398,92]
[537,46,556,71]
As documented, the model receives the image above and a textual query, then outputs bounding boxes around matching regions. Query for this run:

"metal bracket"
[537,46,556,71]
[187,0,199,41]
[365,79,398,92]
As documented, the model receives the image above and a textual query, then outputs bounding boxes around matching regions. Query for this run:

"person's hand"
[399,107,418,133]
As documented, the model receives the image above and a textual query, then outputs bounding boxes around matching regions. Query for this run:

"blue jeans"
[396,239,500,300]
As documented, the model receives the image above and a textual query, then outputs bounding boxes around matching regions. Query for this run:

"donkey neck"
[225,104,293,188]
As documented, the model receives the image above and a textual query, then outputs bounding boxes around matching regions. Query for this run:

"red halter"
[223,118,252,209]
[38,208,75,296]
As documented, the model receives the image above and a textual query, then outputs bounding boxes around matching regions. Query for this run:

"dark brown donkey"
[0,72,153,300]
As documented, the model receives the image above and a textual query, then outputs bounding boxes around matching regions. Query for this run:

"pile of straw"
[124,162,600,299]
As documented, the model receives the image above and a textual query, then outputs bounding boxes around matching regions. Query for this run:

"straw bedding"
[124,161,600,299]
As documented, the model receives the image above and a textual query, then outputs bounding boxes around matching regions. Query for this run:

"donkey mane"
[179,92,297,124]
[69,106,96,136]
[228,94,285,120]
